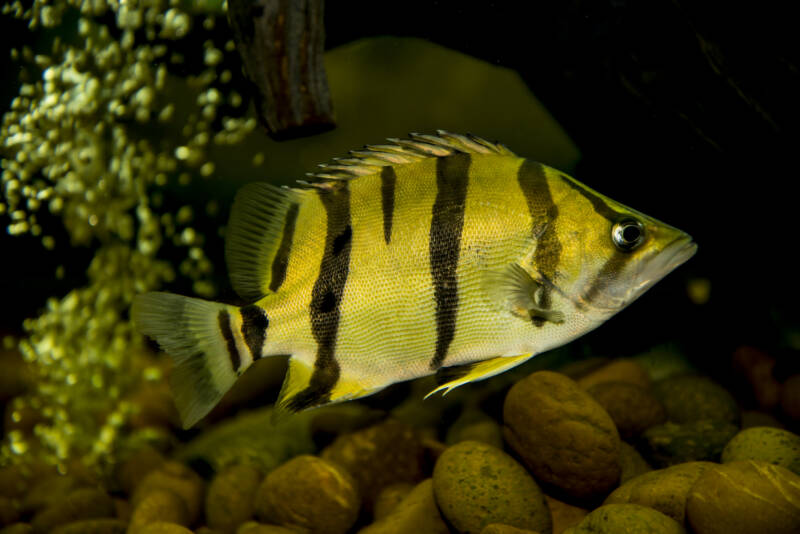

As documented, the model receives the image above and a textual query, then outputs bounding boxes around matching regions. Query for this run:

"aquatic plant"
[0,0,254,471]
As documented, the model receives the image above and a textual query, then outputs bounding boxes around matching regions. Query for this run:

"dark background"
[2,0,799,385]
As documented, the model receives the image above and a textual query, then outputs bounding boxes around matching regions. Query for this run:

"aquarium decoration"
[0,0,256,472]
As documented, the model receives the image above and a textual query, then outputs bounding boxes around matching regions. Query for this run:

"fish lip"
[627,235,697,300]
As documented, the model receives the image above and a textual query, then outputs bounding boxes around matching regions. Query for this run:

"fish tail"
[132,292,262,428]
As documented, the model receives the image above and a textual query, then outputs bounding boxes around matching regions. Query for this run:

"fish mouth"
[629,235,697,298]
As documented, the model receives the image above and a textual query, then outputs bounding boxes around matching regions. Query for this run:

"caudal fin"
[132,292,246,428]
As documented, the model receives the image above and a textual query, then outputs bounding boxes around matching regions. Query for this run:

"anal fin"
[425,353,534,399]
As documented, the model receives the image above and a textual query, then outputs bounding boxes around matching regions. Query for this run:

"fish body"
[133,132,697,428]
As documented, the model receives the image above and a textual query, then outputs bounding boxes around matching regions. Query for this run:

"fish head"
[544,176,697,323]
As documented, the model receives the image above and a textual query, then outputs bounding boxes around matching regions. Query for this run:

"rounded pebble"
[132,523,194,534]
[254,455,359,534]
[480,524,541,534]
[131,462,204,525]
[503,371,621,499]
[128,488,189,534]
[640,420,739,467]
[586,381,666,439]
[20,475,78,514]
[740,409,784,429]
[359,479,449,534]
[544,495,587,534]
[780,374,800,421]
[373,482,415,520]
[321,419,425,511]
[686,460,800,534]
[31,487,114,533]
[722,426,800,474]
[446,409,504,449]
[567,504,685,534]
[236,523,303,534]
[205,463,263,533]
[50,519,127,534]
[652,374,739,424]
[576,359,651,390]
[0,496,20,526]
[433,440,551,534]
[604,461,715,523]
[0,523,33,534]
[114,446,166,496]
[618,442,652,484]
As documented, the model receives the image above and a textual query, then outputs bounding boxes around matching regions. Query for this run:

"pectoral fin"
[425,353,534,399]
[486,263,564,324]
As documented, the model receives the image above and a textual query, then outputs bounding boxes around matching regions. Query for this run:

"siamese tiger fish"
[133,131,697,428]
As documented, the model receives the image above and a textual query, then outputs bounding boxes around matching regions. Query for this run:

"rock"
[740,410,784,429]
[373,483,415,520]
[480,525,541,534]
[652,374,739,425]
[31,487,114,534]
[359,479,448,534]
[0,466,33,500]
[131,523,194,534]
[567,504,685,533]
[128,488,189,534]
[503,371,620,499]
[781,374,800,421]
[128,381,181,429]
[686,460,800,534]
[433,441,552,534]
[321,419,426,510]
[205,463,263,533]
[0,497,19,527]
[236,523,303,534]
[254,455,359,534]
[604,461,715,523]
[618,442,652,485]
[131,462,204,525]
[732,346,781,411]
[576,359,651,390]
[114,446,166,496]
[722,426,800,475]
[0,523,33,534]
[544,496,587,534]
[446,409,504,449]
[176,407,315,474]
[640,420,738,467]
[632,346,695,382]
[586,381,667,440]
[20,475,79,514]
[50,519,127,534]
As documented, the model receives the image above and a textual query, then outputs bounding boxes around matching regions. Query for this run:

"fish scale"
[132,131,697,428]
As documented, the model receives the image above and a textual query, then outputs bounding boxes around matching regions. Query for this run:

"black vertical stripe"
[429,154,471,370]
[218,310,240,373]
[517,160,562,326]
[287,183,351,411]
[269,203,299,292]
[381,166,397,243]
[559,173,619,222]
[240,305,268,360]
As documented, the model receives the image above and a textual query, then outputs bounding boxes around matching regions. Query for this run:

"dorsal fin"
[305,130,516,181]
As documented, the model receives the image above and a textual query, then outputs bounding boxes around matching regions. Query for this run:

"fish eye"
[612,218,645,251]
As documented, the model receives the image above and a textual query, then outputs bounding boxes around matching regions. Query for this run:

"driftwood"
[227,0,334,140]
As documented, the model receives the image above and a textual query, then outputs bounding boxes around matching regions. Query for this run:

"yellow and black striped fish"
[133,131,697,428]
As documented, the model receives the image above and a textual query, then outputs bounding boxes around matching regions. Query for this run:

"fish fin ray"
[132,292,242,428]
[485,263,565,324]
[272,357,317,422]
[225,183,305,301]
[426,354,534,398]
[303,131,516,182]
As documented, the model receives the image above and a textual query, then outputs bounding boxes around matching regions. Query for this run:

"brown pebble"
[503,371,621,500]
[359,479,448,534]
[0,523,33,534]
[128,488,189,534]
[732,346,782,410]
[50,518,127,534]
[0,496,20,527]
[255,455,359,534]
[604,461,716,523]
[652,374,739,425]
[20,475,79,514]
[576,359,651,390]
[781,374,800,421]
[128,382,181,430]
[205,463,263,533]
[586,381,666,439]
[687,460,800,534]
[321,419,425,510]
[741,409,785,429]
[446,409,504,449]
[131,462,204,524]
[114,446,166,496]
[131,523,194,534]
[480,524,541,534]
[0,466,31,500]
[373,482,415,520]
[236,523,304,534]
[544,495,587,534]
[31,487,114,534]
[618,442,652,484]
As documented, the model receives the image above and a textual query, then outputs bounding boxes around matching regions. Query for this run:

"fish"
[132,131,697,428]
